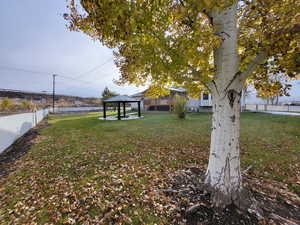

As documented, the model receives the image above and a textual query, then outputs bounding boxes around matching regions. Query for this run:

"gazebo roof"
[103,95,141,103]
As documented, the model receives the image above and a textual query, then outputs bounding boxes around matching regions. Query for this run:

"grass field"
[0,112,299,224]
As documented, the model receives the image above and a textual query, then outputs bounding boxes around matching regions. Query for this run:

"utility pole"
[52,74,57,113]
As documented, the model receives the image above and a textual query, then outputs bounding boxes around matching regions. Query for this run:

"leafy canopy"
[65,0,300,95]
[254,73,292,101]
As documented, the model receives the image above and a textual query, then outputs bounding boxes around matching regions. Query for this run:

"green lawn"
[0,112,299,224]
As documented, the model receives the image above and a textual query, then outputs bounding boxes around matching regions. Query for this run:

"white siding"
[200,93,213,106]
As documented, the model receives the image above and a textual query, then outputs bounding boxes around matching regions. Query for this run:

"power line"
[0,65,98,86]
[0,65,50,76]
[74,56,114,79]
[58,74,96,85]
[0,62,118,95]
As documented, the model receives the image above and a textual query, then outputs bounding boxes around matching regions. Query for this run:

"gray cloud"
[0,0,144,97]
[0,1,298,100]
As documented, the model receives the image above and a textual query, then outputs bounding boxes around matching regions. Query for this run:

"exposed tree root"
[204,182,252,211]
[162,167,300,225]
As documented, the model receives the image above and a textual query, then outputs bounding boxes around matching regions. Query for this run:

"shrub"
[174,94,187,119]
[0,98,15,111]
[21,101,36,112]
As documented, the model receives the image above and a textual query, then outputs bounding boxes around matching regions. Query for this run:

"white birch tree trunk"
[204,4,248,208]
[206,88,244,208]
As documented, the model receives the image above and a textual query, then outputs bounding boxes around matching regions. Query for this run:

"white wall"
[0,109,49,153]
[130,102,144,111]
[245,104,300,112]
[187,98,201,112]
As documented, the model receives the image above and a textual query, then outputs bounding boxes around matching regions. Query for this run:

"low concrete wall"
[51,106,132,113]
[0,109,49,153]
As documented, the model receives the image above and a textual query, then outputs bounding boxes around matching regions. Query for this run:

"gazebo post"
[138,101,141,117]
[123,102,126,117]
[118,102,121,120]
[103,102,106,119]
[102,96,142,120]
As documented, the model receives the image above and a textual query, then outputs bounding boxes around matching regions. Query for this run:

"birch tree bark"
[204,4,247,208]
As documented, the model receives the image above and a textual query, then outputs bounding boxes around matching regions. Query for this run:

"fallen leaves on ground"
[0,113,299,224]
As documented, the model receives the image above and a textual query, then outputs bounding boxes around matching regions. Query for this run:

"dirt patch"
[163,167,300,225]
[0,120,49,178]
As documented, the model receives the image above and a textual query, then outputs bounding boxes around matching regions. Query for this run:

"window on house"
[203,93,209,100]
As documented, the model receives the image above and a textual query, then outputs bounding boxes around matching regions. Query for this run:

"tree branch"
[224,71,242,92]
[188,67,213,91]
[277,24,300,35]
[240,51,267,81]
[178,0,213,28]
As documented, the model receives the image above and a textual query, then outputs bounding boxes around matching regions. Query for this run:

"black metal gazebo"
[103,95,141,120]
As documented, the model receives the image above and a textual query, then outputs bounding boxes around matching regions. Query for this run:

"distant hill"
[0,89,99,107]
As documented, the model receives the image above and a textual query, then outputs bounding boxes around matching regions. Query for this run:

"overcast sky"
[0,0,144,98]
[0,1,299,100]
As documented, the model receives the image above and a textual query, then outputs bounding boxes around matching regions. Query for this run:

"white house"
[131,88,213,112]
[186,94,213,112]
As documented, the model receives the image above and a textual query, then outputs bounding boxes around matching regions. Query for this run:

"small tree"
[255,75,292,105]
[173,94,187,119]
[101,87,119,109]
[0,98,15,112]
[101,87,119,101]
[21,101,36,112]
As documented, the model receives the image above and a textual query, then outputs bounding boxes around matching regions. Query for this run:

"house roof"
[166,87,186,93]
[103,95,141,102]
[131,87,186,98]
[130,91,145,98]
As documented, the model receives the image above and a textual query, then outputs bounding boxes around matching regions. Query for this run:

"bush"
[174,94,187,119]
[21,101,36,112]
[0,98,15,111]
